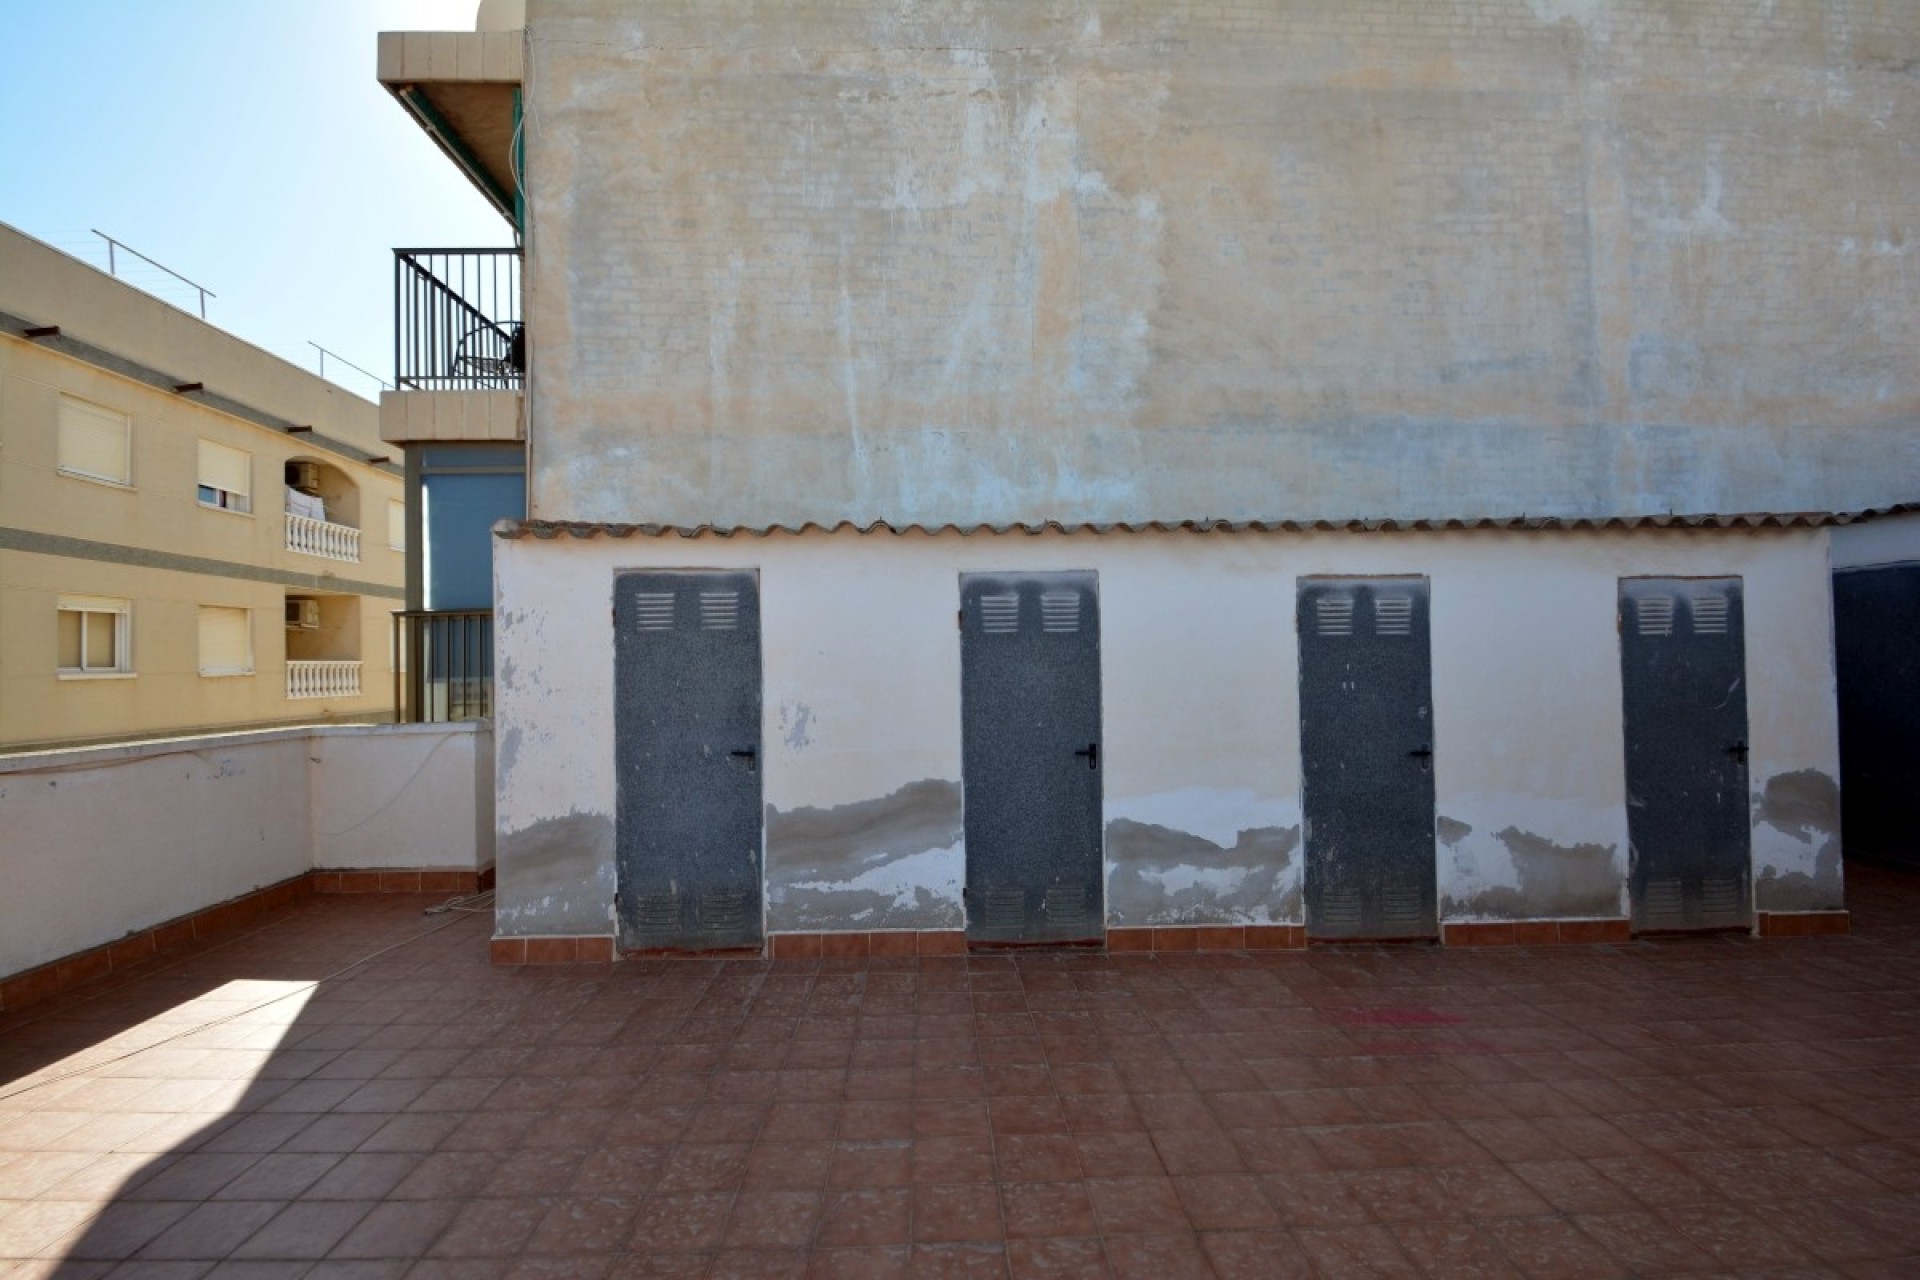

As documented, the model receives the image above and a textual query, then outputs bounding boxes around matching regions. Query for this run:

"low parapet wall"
[0,722,493,989]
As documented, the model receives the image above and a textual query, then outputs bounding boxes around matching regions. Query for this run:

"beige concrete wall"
[491,526,1841,939]
[0,723,492,978]
[1,225,386,454]
[525,0,1920,527]
[0,236,405,748]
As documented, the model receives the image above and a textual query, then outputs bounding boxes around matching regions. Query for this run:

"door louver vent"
[1645,878,1685,920]
[1043,884,1087,925]
[699,591,740,631]
[1316,597,1355,637]
[700,889,749,932]
[980,594,1019,635]
[636,892,680,932]
[1691,594,1729,635]
[1700,877,1741,916]
[633,593,676,632]
[1374,596,1414,637]
[1321,887,1363,926]
[984,887,1026,930]
[1040,593,1080,634]
[1380,883,1423,923]
[1637,596,1675,637]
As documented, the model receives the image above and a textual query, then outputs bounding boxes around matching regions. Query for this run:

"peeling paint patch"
[1436,816,1473,848]
[1444,826,1620,919]
[779,702,816,751]
[1106,819,1299,926]
[496,811,616,935]
[1754,770,1843,911]
[766,780,964,930]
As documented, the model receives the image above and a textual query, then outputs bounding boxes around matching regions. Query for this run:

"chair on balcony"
[451,320,523,387]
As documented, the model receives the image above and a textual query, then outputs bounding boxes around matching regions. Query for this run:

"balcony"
[395,248,521,392]
[393,610,492,722]
[287,660,363,700]
[285,512,361,562]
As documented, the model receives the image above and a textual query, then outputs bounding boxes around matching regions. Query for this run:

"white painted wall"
[0,723,491,978]
[493,525,1843,938]
[1833,511,1920,571]
[310,722,494,871]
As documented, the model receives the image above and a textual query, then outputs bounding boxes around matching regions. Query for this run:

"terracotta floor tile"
[1291,1223,1422,1279]
[999,1181,1097,1239]
[913,1183,1003,1244]
[1479,1214,1631,1279]
[231,1200,375,1260]
[1003,1235,1108,1280]
[725,1189,825,1249]
[629,1192,735,1253]
[820,1188,912,1248]
[137,1200,283,1261]
[1084,1177,1188,1235]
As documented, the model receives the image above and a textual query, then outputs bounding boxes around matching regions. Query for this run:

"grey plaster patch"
[1436,816,1473,848]
[1444,826,1621,919]
[496,810,616,935]
[780,703,816,751]
[1754,770,1844,911]
[1754,770,1841,842]
[1105,819,1300,926]
[765,779,964,930]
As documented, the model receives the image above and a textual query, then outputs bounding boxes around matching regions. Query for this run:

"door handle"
[729,747,758,773]
[1408,745,1433,760]
[1726,740,1748,764]
[1073,743,1099,771]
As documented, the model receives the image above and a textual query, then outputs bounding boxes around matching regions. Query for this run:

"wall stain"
[1105,818,1300,926]
[1436,816,1473,848]
[497,810,616,935]
[1753,769,1843,911]
[1445,826,1620,919]
[766,779,964,930]
[780,702,816,751]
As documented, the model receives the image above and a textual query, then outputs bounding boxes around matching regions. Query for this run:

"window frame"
[56,595,133,678]
[56,395,133,488]
[197,605,255,678]
[196,439,254,515]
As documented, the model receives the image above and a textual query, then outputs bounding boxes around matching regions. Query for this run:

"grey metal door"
[961,572,1103,944]
[614,570,763,951]
[1298,577,1438,940]
[1620,577,1751,932]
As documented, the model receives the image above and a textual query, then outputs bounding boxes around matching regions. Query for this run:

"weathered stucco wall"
[491,525,1842,940]
[525,0,1920,527]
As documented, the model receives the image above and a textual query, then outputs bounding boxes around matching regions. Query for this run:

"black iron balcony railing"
[393,610,493,723]
[394,248,522,391]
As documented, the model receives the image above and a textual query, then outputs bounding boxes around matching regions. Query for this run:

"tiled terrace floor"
[4,871,1920,1279]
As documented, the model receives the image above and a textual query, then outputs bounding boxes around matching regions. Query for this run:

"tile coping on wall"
[0,866,495,1016]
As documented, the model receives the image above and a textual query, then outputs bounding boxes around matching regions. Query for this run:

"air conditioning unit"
[285,598,320,630]
[287,461,321,494]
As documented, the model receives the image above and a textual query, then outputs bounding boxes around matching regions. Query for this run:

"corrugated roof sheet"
[496,504,1920,540]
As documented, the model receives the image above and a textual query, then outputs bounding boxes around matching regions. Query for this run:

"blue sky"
[0,0,510,400]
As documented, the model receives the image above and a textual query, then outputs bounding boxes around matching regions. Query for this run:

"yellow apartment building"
[0,222,405,750]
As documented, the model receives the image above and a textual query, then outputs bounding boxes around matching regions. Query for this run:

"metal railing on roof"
[393,610,493,723]
[393,248,522,391]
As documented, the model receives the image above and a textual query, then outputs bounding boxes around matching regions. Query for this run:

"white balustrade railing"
[285,513,361,562]
[287,660,362,700]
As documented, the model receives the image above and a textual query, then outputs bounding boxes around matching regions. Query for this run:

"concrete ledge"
[1107,925,1308,953]
[1758,910,1851,937]
[1444,919,1633,946]
[0,874,314,1016]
